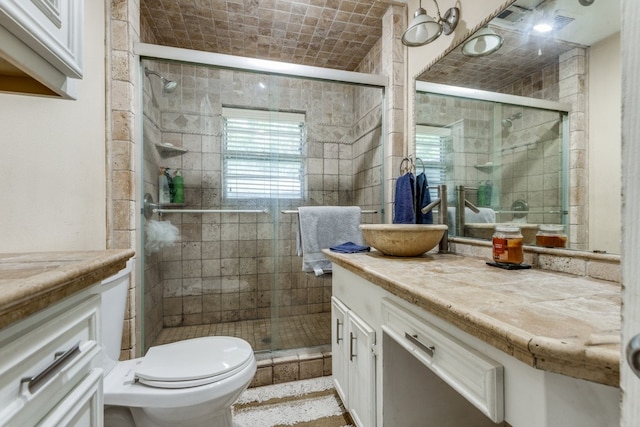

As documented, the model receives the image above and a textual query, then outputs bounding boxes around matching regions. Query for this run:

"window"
[223,108,305,199]
[415,125,449,200]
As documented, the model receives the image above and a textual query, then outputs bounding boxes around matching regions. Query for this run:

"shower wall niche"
[141,59,384,353]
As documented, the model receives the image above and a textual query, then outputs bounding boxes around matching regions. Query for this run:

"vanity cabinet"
[0,0,83,98]
[0,287,102,426]
[331,296,376,427]
[331,263,620,427]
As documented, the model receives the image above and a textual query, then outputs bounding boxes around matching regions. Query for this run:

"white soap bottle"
[159,167,171,203]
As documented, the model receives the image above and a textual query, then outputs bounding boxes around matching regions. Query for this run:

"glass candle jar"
[492,225,524,265]
[535,224,567,248]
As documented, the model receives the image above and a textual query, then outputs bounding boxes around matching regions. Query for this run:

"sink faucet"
[456,185,481,238]
[420,184,449,253]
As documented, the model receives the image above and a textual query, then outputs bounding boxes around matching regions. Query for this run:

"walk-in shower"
[139,53,385,360]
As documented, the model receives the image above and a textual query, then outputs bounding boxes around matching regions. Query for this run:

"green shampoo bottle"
[173,169,184,204]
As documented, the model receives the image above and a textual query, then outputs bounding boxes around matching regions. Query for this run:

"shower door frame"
[135,42,388,355]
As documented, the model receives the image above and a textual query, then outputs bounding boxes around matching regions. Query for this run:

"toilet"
[99,261,257,427]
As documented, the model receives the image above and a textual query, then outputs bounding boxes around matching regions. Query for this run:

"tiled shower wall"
[415,94,492,194]
[496,106,563,225]
[142,62,383,349]
[497,48,588,249]
[415,94,563,226]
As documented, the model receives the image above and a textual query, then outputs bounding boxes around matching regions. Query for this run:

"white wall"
[588,33,621,254]
[0,2,107,252]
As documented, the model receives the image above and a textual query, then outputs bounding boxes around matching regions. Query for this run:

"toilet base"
[131,405,232,427]
[104,406,136,427]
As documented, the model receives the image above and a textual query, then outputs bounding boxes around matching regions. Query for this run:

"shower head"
[501,112,522,128]
[144,67,178,94]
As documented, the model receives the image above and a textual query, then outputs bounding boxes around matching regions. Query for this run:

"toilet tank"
[100,259,133,370]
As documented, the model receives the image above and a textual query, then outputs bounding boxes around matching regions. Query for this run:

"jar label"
[493,237,523,264]
[493,237,507,262]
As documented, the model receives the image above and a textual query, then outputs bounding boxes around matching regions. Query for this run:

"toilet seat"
[135,336,253,389]
[103,336,257,409]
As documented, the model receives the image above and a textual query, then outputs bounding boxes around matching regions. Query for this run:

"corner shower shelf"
[155,143,188,155]
[474,163,499,173]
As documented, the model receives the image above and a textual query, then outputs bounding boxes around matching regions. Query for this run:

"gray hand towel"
[297,206,363,276]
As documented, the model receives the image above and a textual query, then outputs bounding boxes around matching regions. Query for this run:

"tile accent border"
[250,349,333,388]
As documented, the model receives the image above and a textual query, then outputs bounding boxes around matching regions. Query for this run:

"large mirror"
[414,0,621,254]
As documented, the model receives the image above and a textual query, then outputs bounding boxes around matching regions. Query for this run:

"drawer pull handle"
[21,342,81,394]
[349,332,357,361]
[405,332,435,357]
[336,319,343,344]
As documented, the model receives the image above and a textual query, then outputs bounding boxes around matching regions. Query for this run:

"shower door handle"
[336,319,343,344]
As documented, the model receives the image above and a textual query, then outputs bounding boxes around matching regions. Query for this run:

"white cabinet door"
[0,0,83,77]
[39,368,103,427]
[0,0,82,97]
[331,297,349,407]
[347,312,376,427]
[332,296,377,427]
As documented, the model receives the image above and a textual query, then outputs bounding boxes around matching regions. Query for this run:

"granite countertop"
[0,249,135,329]
[324,250,621,387]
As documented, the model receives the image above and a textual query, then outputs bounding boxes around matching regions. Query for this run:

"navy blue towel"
[393,173,415,224]
[330,242,371,253]
[415,172,433,224]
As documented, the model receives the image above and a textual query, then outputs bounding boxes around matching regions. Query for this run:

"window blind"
[415,125,449,200]
[223,108,305,199]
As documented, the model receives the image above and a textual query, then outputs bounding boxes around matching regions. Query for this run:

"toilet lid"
[135,336,253,388]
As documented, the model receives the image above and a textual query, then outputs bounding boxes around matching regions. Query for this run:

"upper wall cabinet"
[0,0,83,99]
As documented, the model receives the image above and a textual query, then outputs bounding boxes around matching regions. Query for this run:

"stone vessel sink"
[359,224,448,257]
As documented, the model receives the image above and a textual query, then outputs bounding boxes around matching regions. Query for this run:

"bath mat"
[233,377,354,427]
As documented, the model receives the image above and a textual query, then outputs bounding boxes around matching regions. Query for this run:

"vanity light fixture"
[401,0,460,47]
[461,27,504,57]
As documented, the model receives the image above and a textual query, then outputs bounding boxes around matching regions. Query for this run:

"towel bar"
[143,193,268,219]
[281,209,378,214]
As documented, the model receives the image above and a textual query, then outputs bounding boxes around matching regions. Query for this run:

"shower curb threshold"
[250,345,332,388]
